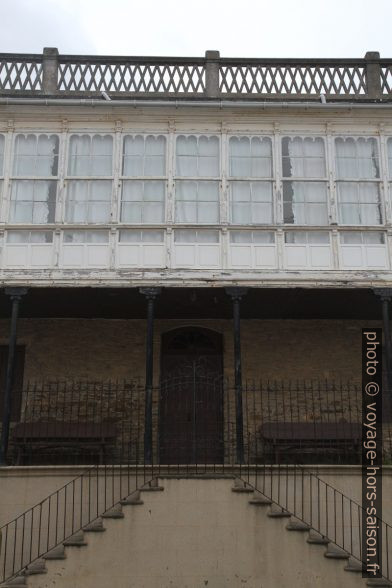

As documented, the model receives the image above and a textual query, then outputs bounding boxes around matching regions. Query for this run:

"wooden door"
[159,328,223,464]
[0,346,25,421]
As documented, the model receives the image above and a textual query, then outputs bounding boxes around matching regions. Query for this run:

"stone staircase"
[232,479,391,587]
[2,476,390,588]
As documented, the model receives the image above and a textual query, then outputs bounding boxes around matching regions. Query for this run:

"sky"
[0,0,391,58]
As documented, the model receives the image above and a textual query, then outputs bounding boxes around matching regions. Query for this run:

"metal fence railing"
[0,49,390,101]
[0,378,391,584]
[2,378,389,466]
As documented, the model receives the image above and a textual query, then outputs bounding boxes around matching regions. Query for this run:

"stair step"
[307,530,330,545]
[63,530,87,546]
[268,505,291,518]
[2,576,27,586]
[344,557,364,573]
[140,483,164,492]
[325,544,350,560]
[102,504,124,519]
[83,518,105,532]
[43,545,66,560]
[120,497,144,505]
[232,486,254,493]
[249,496,272,506]
[24,559,47,575]
[367,580,392,587]
[120,490,144,505]
[286,518,311,531]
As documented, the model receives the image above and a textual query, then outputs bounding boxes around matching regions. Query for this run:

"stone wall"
[0,318,377,383]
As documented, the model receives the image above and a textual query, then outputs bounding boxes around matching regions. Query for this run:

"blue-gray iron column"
[140,287,161,465]
[226,287,248,464]
[0,287,28,465]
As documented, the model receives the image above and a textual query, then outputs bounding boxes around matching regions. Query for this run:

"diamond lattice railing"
[58,60,205,94]
[219,63,367,95]
[0,58,42,91]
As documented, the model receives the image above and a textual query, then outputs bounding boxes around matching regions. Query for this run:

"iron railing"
[0,463,157,584]
[2,378,389,466]
[1,463,392,584]
[0,378,391,584]
[240,464,391,581]
[0,49,390,101]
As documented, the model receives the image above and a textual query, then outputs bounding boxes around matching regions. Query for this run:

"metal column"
[140,287,161,465]
[0,287,27,465]
[374,289,392,398]
[226,287,247,464]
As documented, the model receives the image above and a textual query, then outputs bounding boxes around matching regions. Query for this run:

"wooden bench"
[258,422,362,463]
[12,421,117,464]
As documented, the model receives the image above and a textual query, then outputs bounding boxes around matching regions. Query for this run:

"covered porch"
[0,286,390,466]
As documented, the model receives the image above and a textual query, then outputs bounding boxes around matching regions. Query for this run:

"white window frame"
[339,231,388,269]
[3,230,54,268]
[9,133,60,225]
[228,134,274,226]
[119,134,167,224]
[281,135,329,226]
[228,230,277,268]
[64,133,114,225]
[172,229,221,268]
[334,136,383,226]
[174,134,220,225]
[283,230,332,269]
[60,229,110,268]
[116,229,166,268]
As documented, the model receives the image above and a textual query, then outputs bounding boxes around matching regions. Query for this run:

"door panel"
[159,329,223,464]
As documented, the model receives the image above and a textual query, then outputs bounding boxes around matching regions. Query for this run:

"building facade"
[0,48,392,587]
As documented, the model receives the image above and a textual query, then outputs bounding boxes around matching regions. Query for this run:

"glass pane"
[252,202,273,224]
[13,134,59,176]
[123,135,166,176]
[229,136,272,177]
[231,182,251,202]
[66,181,111,223]
[285,231,306,244]
[282,136,326,178]
[0,135,4,175]
[198,202,219,223]
[176,135,219,177]
[119,229,141,243]
[7,231,29,243]
[10,180,56,223]
[230,230,251,243]
[121,181,165,223]
[340,231,362,244]
[283,182,327,225]
[307,231,329,244]
[64,231,84,243]
[86,231,109,243]
[141,229,164,242]
[30,231,53,243]
[335,137,379,179]
[230,230,274,244]
[68,135,113,176]
[232,203,251,224]
[175,201,197,223]
[196,230,219,243]
[174,229,197,242]
[64,231,108,243]
[253,231,275,244]
[363,231,385,244]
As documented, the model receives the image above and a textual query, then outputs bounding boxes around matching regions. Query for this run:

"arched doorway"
[159,327,224,464]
